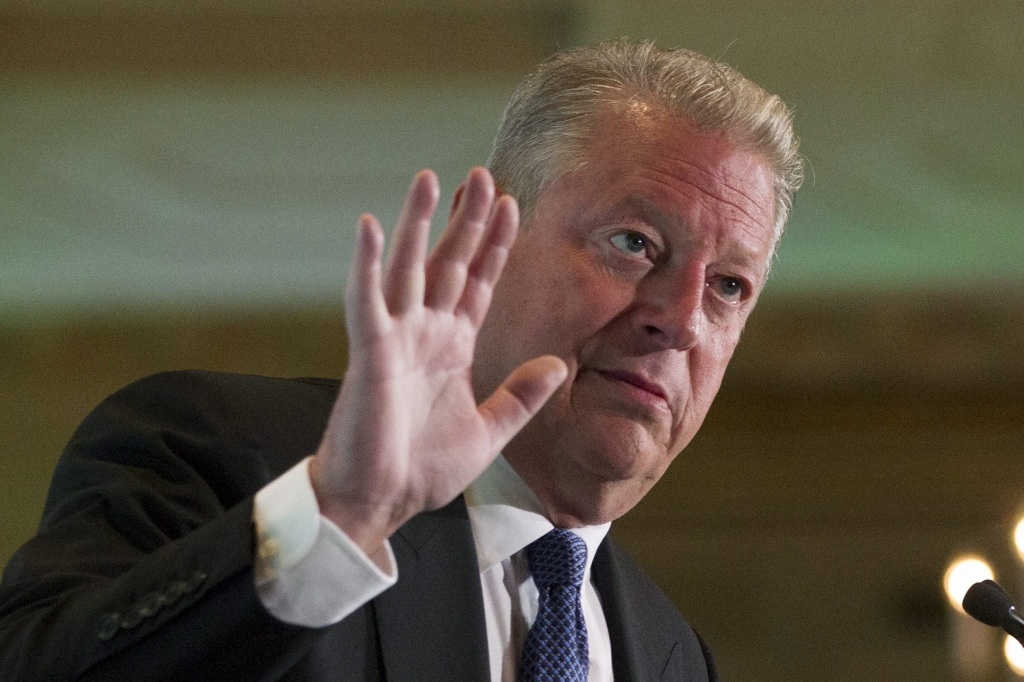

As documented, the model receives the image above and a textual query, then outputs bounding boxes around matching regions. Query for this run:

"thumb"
[478,355,568,453]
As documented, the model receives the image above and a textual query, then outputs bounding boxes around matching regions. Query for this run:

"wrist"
[307,455,403,558]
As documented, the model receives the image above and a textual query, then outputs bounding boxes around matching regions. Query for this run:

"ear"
[448,181,506,221]
[448,183,466,222]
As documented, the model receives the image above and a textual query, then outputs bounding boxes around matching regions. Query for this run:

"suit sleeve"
[0,371,338,682]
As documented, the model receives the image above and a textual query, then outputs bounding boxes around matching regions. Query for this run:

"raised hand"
[309,168,567,562]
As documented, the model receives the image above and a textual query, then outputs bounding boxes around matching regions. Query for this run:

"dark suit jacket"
[0,370,717,682]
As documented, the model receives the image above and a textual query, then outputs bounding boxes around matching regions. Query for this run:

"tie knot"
[526,529,587,589]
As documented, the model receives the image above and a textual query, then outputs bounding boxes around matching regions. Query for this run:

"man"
[0,40,801,681]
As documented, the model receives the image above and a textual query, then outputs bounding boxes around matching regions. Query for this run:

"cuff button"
[258,537,282,560]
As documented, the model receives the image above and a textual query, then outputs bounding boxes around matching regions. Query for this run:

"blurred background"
[1,1,1023,679]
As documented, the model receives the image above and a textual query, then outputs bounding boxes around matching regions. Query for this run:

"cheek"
[561,259,638,333]
[525,258,625,346]
[669,337,739,442]
[666,325,745,445]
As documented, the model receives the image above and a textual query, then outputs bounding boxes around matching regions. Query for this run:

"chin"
[569,413,671,484]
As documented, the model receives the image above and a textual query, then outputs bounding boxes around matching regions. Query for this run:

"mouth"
[593,369,670,410]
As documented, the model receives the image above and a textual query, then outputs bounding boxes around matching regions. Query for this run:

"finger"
[383,170,440,314]
[478,355,568,454]
[456,195,519,327]
[345,214,389,341]
[424,167,495,310]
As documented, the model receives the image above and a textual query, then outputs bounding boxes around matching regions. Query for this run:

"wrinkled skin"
[473,106,777,527]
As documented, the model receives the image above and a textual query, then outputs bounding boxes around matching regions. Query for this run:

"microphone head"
[982,579,1011,598]
[963,580,1014,627]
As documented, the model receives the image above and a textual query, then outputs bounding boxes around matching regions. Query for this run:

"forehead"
[582,106,774,228]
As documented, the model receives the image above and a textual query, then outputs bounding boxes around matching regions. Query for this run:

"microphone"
[962,579,1024,644]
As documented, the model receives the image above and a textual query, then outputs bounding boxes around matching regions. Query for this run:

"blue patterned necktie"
[519,528,589,682]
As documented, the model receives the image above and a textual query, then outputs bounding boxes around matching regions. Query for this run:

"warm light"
[944,556,995,614]
[1014,518,1024,563]
[1006,636,1024,676]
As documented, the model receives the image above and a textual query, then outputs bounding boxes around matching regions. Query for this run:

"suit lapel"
[592,540,666,682]
[373,496,490,682]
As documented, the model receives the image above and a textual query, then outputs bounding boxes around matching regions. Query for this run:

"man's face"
[474,106,777,526]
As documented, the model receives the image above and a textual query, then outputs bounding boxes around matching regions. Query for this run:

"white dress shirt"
[252,455,613,682]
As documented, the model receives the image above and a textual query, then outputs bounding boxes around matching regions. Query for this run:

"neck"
[502,447,642,529]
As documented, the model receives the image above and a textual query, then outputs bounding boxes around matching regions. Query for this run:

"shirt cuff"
[252,456,397,627]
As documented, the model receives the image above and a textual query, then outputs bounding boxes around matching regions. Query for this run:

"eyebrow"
[608,194,677,230]
[610,194,771,275]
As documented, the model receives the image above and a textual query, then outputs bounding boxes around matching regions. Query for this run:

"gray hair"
[487,39,803,244]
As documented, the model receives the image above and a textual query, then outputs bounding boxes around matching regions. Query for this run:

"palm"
[356,308,489,508]
[312,169,566,552]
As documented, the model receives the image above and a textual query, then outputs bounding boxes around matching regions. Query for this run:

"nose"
[633,260,705,351]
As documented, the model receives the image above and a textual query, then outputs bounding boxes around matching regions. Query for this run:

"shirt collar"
[463,455,611,576]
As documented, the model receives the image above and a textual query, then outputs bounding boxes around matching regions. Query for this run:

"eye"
[709,276,746,302]
[609,231,650,258]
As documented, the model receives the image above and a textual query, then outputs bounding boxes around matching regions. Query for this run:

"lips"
[593,369,669,406]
